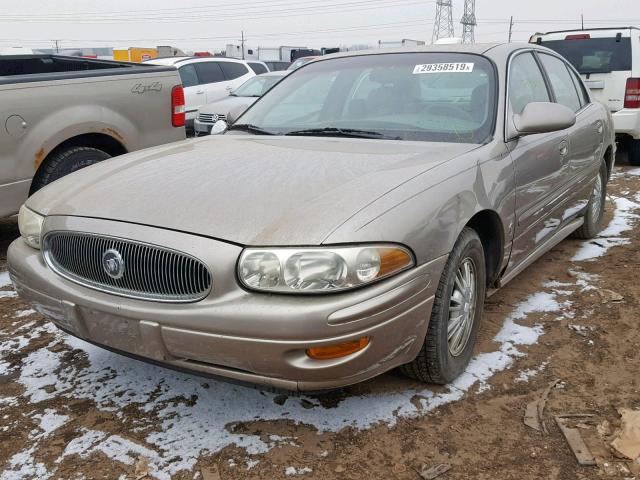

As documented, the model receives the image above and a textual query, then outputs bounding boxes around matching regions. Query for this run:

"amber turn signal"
[306,337,370,360]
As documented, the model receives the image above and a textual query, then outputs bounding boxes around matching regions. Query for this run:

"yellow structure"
[113,48,158,63]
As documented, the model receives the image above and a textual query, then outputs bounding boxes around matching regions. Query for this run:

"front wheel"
[572,161,607,240]
[401,227,486,384]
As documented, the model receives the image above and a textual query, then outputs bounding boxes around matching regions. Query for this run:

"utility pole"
[508,16,514,43]
[54,40,60,53]
[581,14,584,29]
[432,0,455,44]
[240,30,245,60]
[461,0,477,44]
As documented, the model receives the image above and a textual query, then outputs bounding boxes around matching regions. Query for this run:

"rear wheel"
[401,227,486,384]
[31,146,111,194]
[629,138,640,166]
[573,161,607,240]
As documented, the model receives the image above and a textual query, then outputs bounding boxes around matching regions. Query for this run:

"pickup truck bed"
[0,55,186,217]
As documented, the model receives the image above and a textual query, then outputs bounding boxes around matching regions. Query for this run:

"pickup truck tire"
[629,139,640,166]
[401,227,486,385]
[31,146,111,193]
[573,161,607,240]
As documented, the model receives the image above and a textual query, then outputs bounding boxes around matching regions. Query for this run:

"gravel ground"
[1,157,639,480]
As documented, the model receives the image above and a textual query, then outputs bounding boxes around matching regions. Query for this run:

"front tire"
[573,161,607,240]
[401,227,486,384]
[31,146,111,194]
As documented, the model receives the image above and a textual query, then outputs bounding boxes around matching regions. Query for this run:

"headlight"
[238,245,414,293]
[18,205,44,249]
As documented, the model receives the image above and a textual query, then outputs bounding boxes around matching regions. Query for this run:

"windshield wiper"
[285,127,400,140]
[229,124,275,135]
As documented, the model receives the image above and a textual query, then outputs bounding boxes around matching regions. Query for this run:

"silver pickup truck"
[0,54,186,217]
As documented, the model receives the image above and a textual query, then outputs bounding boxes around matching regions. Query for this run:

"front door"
[506,51,573,270]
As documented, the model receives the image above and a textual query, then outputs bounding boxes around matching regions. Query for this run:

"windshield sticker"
[413,63,475,74]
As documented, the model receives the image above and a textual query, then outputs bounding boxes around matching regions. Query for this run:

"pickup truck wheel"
[629,139,640,166]
[31,146,111,193]
[401,227,486,385]
[572,162,607,240]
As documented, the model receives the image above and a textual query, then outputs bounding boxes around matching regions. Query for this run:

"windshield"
[233,75,283,97]
[540,37,632,74]
[236,53,496,143]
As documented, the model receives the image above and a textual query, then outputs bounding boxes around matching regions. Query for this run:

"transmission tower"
[461,0,477,43]
[432,0,455,44]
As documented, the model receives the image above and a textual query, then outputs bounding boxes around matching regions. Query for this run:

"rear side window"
[538,54,582,112]
[195,62,225,84]
[220,62,249,80]
[539,37,632,74]
[248,62,268,74]
[568,67,590,107]
[509,52,550,114]
[178,64,199,88]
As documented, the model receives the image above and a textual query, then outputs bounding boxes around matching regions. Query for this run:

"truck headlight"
[18,205,44,250]
[238,245,414,293]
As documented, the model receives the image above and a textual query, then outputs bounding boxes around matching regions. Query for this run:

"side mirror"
[210,120,228,136]
[513,102,576,136]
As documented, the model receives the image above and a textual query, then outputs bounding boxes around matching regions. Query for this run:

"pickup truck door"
[506,52,573,270]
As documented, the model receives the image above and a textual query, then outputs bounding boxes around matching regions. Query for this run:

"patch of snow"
[246,459,259,470]
[0,271,11,288]
[0,290,18,299]
[515,362,549,383]
[33,409,69,437]
[627,168,640,176]
[285,467,312,476]
[13,309,36,319]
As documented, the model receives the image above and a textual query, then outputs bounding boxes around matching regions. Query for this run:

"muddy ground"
[1,157,639,480]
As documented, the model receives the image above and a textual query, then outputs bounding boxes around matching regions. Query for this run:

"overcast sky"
[1,0,639,53]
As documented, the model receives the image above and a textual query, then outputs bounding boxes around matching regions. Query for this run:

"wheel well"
[465,210,504,286]
[30,133,127,194]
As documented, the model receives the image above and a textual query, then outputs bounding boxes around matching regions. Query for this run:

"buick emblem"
[102,249,125,280]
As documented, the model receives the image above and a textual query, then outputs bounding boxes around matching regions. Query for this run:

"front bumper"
[8,216,444,391]
[613,109,640,139]
[194,119,213,136]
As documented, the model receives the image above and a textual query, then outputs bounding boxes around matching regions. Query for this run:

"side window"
[195,62,225,84]
[509,52,550,114]
[538,54,582,112]
[248,62,268,75]
[220,62,250,80]
[178,64,199,88]
[568,66,590,107]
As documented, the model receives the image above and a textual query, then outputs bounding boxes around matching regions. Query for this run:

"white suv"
[145,57,255,129]
[531,27,640,164]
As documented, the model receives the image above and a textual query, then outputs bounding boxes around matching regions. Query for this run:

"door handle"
[196,90,205,95]
[225,86,233,91]
[559,141,569,157]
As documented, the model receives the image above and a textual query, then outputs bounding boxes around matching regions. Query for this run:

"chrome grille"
[43,232,212,303]
[197,113,226,123]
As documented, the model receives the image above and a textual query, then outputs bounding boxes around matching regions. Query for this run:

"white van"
[531,27,640,164]
[145,57,255,129]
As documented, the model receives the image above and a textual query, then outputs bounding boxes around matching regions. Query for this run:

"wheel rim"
[590,174,604,222]
[448,258,477,357]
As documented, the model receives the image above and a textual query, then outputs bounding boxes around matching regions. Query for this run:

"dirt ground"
[1,157,640,480]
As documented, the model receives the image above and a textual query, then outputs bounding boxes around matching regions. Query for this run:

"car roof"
[535,26,640,36]
[145,56,249,66]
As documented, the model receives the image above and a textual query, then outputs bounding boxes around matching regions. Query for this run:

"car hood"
[29,135,478,246]
[199,96,256,116]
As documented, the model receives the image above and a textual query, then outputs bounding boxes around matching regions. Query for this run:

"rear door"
[194,61,228,105]
[537,52,602,222]
[538,30,633,112]
[219,62,255,96]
